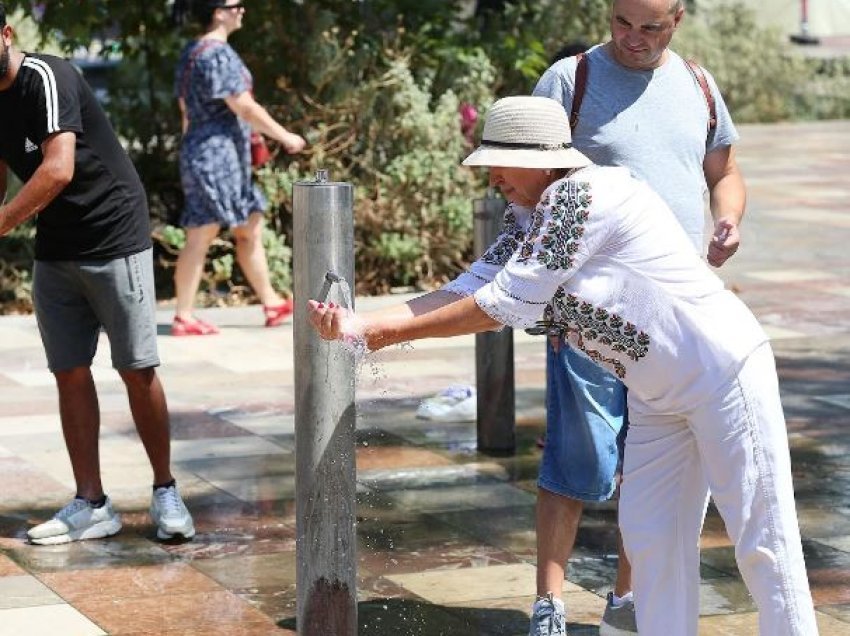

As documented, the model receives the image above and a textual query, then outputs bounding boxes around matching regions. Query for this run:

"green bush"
[791,57,850,120]
[674,3,805,122]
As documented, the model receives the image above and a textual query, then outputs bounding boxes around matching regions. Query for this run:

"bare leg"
[232,212,284,307]
[613,474,633,597]
[614,531,633,596]
[537,488,583,597]
[119,367,173,486]
[173,223,220,321]
[55,367,104,500]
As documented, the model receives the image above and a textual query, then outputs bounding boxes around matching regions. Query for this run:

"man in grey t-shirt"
[528,1,746,634]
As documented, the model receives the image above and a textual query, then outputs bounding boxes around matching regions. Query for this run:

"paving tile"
[191,551,297,594]
[768,208,850,229]
[355,446,455,471]
[208,475,297,503]
[824,286,850,299]
[178,456,296,494]
[698,610,850,635]
[0,604,106,635]
[358,462,509,491]
[818,536,850,553]
[763,325,809,340]
[386,483,535,514]
[435,505,537,557]
[7,536,173,574]
[0,458,68,507]
[0,554,25,577]
[169,411,255,440]
[386,562,584,605]
[119,627,294,636]
[73,590,277,633]
[360,539,521,578]
[0,574,63,609]
[813,394,850,411]
[37,563,222,602]
[218,410,295,436]
[745,269,837,283]
[4,363,120,388]
[0,414,61,436]
[170,436,287,462]
[818,603,850,624]
[698,575,758,615]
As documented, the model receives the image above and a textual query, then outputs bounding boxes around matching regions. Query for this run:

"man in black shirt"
[0,5,194,544]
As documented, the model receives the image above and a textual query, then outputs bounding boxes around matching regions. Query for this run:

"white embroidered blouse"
[444,166,767,413]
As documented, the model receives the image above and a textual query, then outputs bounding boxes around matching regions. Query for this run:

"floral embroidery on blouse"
[518,180,591,271]
[481,206,526,266]
[543,288,651,379]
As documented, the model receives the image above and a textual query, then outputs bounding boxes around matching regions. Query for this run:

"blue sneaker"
[599,591,637,635]
[529,592,566,636]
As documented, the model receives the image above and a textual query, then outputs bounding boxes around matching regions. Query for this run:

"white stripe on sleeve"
[22,58,60,134]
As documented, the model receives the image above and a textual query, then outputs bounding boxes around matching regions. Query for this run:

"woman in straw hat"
[307,96,816,636]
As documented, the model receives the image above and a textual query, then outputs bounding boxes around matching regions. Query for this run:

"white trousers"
[620,343,817,635]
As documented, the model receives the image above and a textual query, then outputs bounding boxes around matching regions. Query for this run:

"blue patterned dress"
[175,40,267,228]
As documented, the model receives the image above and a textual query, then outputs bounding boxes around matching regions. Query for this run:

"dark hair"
[549,41,589,66]
[172,0,228,29]
[0,3,6,28]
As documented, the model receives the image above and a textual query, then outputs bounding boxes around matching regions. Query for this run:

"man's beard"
[0,46,9,79]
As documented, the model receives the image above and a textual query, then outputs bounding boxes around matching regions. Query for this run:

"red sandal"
[263,299,294,327]
[171,315,220,336]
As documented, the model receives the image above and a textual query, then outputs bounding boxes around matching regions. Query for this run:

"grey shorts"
[32,248,160,372]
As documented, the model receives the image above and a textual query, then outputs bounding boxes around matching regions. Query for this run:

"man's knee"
[119,366,157,390]
[53,365,94,388]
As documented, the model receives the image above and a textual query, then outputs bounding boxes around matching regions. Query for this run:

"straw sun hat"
[462,96,592,170]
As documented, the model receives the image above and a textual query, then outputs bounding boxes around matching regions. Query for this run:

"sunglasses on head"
[216,2,245,10]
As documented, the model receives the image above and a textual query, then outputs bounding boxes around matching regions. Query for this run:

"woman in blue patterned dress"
[172,0,305,336]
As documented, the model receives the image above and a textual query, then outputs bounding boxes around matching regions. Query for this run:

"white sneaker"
[28,497,122,545]
[529,592,567,635]
[150,483,195,540]
[599,592,637,635]
[416,385,477,422]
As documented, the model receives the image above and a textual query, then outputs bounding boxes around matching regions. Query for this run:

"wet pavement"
[0,120,848,635]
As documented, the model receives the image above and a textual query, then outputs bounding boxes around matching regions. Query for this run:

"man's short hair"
[611,1,684,14]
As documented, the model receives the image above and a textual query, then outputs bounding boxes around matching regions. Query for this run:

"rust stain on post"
[302,577,355,633]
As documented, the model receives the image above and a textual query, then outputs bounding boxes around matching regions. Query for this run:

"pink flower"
[459,103,478,144]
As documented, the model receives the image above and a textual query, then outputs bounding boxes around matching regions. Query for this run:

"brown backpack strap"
[684,59,717,131]
[569,52,588,131]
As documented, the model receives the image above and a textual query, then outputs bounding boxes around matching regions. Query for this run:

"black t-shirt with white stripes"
[0,53,151,260]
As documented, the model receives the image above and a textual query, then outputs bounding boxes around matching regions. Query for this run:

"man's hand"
[707,218,739,267]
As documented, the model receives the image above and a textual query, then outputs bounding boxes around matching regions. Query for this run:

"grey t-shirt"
[533,44,738,249]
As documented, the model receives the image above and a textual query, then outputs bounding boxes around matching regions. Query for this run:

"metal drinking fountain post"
[473,189,516,454]
[292,169,357,634]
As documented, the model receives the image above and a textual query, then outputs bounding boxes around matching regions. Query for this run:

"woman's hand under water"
[307,300,363,343]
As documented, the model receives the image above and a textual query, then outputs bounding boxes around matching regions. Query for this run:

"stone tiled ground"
[0,120,848,635]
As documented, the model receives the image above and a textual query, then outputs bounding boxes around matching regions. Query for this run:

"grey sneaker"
[529,592,567,636]
[599,591,637,635]
[150,483,195,540]
[28,496,122,545]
